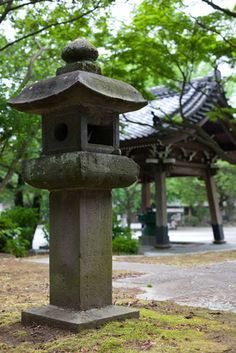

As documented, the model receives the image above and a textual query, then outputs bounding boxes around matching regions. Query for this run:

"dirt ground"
[0,255,236,353]
[114,250,236,266]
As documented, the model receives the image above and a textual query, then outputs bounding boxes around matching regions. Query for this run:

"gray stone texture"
[8,70,146,114]
[22,305,139,332]
[49,189,112,310]
[23,151,139,190]
[61,38,99,63]
[56,61,101,76]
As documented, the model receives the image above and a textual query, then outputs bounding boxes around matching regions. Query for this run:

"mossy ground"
[0,256,236,352]
[114,250,236,266]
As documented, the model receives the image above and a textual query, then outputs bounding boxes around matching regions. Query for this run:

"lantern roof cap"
[9,70,146,114]
[8,38,147,114]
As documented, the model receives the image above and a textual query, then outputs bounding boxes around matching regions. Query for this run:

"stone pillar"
[154,167,170,248]
[49,189,112,310]
[141,181,151,212]
[205,170,225,244]
[9,38,147,331]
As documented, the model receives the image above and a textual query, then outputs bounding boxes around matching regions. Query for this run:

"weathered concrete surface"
[23,151,139,190]
[132,226,236,255]
[30,252,236,314]
[22,305,139,332]
[49,189,112,310]
[113,260,236,313]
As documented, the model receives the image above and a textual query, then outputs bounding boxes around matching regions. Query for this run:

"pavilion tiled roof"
[120,72,226,142]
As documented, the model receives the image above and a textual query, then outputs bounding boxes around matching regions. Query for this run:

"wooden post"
[205,170,225,243]
[154,167,170,248]
[141,181,151,212]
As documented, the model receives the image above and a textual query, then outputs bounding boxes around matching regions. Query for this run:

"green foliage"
[0,0,235,229]
[183,214,201,227]
[0,207,39,256]
[112,236,139,254]
[215,161,236,221]
[0,216,20,250]
[167,177,207,206]
[3,207,39,229]
[0,215,28,257]
[112,183,141,227]
[3,237,29,257]
[0,0,115,208]
[101,0,235,99]
[112,208,139,254]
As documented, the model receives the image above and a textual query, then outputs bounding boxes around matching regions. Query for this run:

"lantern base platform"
[22,304,139,332]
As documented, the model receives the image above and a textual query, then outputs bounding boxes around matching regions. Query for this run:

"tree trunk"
[32,192,42,218]
[14,174,24,207]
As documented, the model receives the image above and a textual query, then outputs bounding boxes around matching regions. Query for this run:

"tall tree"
[100,0,236,162]
[0,0,114,200]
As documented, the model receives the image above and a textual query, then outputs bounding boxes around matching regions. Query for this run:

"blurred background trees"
[0,0,235,254]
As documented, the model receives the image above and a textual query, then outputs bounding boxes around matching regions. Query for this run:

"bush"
[112,209,139,254]
[4,237,29,257]
[0,207,39,256]
[112,236,139,254]
[183,215,201,227]
[0,217,19,250]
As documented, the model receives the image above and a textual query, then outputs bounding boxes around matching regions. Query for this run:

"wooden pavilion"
[120,72,236,248]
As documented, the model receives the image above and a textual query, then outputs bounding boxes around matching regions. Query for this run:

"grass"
[114,250,236,266]
[0,256,236,352]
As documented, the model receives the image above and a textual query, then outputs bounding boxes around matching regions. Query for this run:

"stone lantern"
[9,38,147,331]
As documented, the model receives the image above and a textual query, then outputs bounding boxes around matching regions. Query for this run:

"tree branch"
[14,45,47,95]
[8,0,53,12]
[201,0,236,18]
[0,3,101,52]
[0,0,12,24]
[192,16,236,49]
[0,139,28,192]
[122,114,154,129]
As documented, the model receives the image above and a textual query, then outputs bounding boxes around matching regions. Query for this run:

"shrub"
[112,236,139,254]
[0,207,39,256]
[3,206,39,227]
[0,217,19,250]
[183,215,200,227]
[4,237,29,257]
[112,209,139,254]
